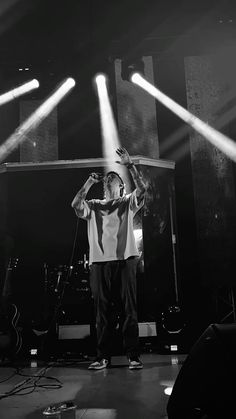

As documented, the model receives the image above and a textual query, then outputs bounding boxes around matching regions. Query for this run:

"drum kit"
[44,255,90,297]
[30,256,91,339]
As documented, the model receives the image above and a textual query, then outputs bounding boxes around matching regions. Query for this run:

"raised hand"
[89,172,104,184]
[115,147,132,166]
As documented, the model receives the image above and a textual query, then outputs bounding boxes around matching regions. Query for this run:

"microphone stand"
[40,265,74,360]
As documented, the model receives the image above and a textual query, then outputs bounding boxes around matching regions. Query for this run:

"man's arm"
[71,172,102,215]
[126,163,146,202]
[116,147,146,203]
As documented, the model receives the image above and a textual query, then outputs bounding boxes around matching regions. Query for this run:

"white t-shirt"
[75,190,143,264]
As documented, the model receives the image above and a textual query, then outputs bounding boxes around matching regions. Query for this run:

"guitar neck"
[1,258,18,301]
[2,269,13,299]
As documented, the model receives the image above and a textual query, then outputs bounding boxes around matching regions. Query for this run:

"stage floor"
[0,353,186,419]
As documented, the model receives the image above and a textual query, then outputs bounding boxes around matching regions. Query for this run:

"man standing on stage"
[71,147,146,370]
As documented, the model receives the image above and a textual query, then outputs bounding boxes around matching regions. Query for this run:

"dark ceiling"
[1,0,236,66]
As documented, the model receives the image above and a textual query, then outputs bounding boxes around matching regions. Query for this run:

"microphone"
[90,172,104,182]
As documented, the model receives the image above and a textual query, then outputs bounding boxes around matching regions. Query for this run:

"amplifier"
[58,323,156,340]
[138,322,157,337]
[58,324,90,340]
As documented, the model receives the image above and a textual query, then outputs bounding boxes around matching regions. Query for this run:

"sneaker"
[88,358,109,370]
[128,357,143,370]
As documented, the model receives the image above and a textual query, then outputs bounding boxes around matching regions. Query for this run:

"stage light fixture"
[66,77,76,88]
[121,58,145,82]
[95,73,107,85]
[0,79,39,106]
[0,78,75,163]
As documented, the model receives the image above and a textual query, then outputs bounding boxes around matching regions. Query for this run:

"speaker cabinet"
[167,323,236,419]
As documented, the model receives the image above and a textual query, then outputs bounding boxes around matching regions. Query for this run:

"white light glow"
[133,228,143,244]
[164,387,173,396]
[0,79,39,106]
[131,73,236,163]
[66,77,76,88]
[0,78,75,163]
[95,73,128,186]
[95,73,107,86]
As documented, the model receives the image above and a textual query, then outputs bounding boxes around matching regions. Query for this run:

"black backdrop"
[0,158,176,331]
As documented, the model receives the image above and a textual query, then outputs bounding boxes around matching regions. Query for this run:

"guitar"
[0,258,22,359]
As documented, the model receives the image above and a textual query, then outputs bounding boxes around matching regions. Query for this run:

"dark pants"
[89,258,139,360]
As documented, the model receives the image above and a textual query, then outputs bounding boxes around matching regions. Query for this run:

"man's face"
[104,172,122,193]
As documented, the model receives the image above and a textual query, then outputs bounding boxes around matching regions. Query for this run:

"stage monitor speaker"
[167,323,236,419]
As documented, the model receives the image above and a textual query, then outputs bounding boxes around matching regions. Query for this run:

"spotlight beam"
[95,73,128,184]
[132,73,236,163]
[0,79,39,106]
[0,78,75,163]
